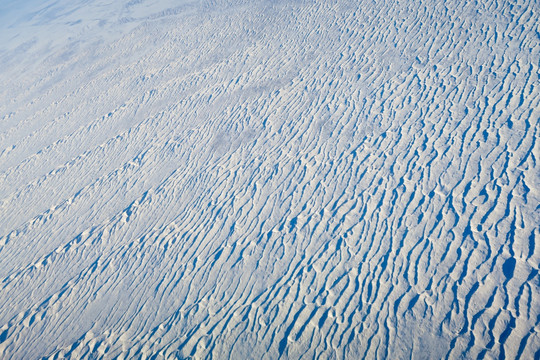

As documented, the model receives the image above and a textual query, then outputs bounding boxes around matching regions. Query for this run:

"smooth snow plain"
[0,0,539,359]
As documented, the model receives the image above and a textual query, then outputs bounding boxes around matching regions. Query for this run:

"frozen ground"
[0,0,539,359]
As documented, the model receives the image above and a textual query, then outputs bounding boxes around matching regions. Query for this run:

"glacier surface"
[0,0,539,358]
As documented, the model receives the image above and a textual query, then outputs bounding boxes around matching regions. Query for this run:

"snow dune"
[0,0,538,358]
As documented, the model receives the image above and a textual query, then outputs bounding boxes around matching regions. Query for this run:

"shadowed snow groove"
[0,0,538,359]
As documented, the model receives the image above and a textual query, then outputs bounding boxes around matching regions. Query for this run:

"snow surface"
[0,0,539,358]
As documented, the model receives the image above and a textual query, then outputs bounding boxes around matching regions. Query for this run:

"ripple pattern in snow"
[0,0,538,359]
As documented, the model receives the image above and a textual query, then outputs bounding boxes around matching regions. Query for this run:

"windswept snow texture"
[0,0,539,358]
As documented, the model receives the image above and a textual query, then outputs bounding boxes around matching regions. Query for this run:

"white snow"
[0,0,538,359]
